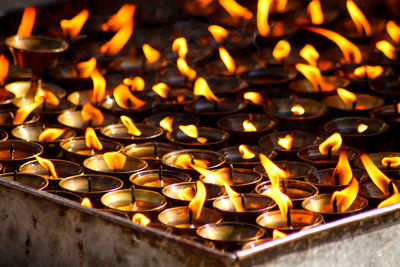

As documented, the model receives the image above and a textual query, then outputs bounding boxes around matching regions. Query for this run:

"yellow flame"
[60,9,89,38]
[360,153,391,196]
[132,213,151,226]
[332,151,353,185]
[291,104,305,116]
[188,181,207,219]
[90,69,106,103]
[319,132,342,155]
[100,20,133,55]
[257,0,272,37]
[271,0,287,13]
[259,153,287,186]
[38,128,66,142]
[85,127,103,151]
[239,144,255,159]
[35,156,58,178]
[13,101,41,125]
[376,40,396,60]
[76,57,97,78]
[174,154,210,169]
[387,20,400,43]
[273,40,291,61]
[152,82,170,99]
[346,0,371,36]
[273,229,287,239]
[179,124,208,144]
[353,65,383,80]
[357,123,368,133]
[331,177,359,212]
[378,188,400,209]
[159,116,174,132]
[300,44,320,66]
[208,25,229,42]
[120,115,142,136]
[337,88,357,109]
[34,88,60,106]
[172,37,188,58]
[123,76,145,91]
[193,77,220,102]
[17,6,36,37]
[142,44,161,64]
[81,197,93,208]
[307,0,324,25]
[114,84,146,109]
[218,0,253,20]
[219,47,236,73]
[101,4,136,32]
[177,58,197,80]
[243,120,257,132]
[0,54,9,84]
[243,92,264,105]
[382,157,400,168]
[103,152,127,170]
[277,134,293,150]
[295,63,325,91]
[81,103,104,126]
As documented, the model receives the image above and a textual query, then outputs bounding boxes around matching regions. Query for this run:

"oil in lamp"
[0,172,48,190]
[0,140,43,171]
[217,144,275,169]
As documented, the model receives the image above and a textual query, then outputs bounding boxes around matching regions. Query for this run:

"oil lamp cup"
[0,88,15,109]
[60,137,122,165]
[100,123,163,146]
[153,88,195,113]
[353,152,400,179]
[370,76,400,102]
[334,19,386,42]
[158,206,222,236]
[304,168,369,194]
[123,142,183,169]
[212,193,276,223]
[162,182,225,208]
[359,180,400,208]
[60,174,124,208]
[83,155,148,184]
[101,188,167,220]
[323,117,389,152]
[238,88,296,113]
[258,131,320,161]
[47,190,83,203]
[0,140,43,171]
[216,113,279,145]
[256,209,324,234]
[11,124,76,158]
[240,67,297,88]
[98,209,130,220]
[196,222,265,251]
[264,98,328,132]
[200,168,263,193]
[67,90,112,108]
[0,130,8,141]
[19,159,84,190]
[5,81,67,99]
[0,110,40,134]
[322,94,385,117]
[143,112,200,132]
[166,127,230,149]
[0,172,48,190]
[297,145,360,169]
[302,193,368,222]
[109,54,168,74]
[370,105,400,138]
[203,77,248,98]
[130,170,191,193]
[254,160,317,181]
[49,64,93,91]
[5,35,68,97]
[288,76,350,99]
[255,179,319,209]
[217,145,276,169]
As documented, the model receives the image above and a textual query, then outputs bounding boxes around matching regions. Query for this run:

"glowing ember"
[219,47,236,74]
[386,20,400,43]
[143,44,161,64]
[382,157,400,168]
[132,213,151,226]
[152,82,170,99]
[357,123,368,133]
[346,0,371,36]
[188,181,207,219]
[360,153,392,196]
[81,103,104,126]
[300,44,319,66]
[178,125,208,144]
[76,57,97,78]
[243,92,264,105]
[218,0,253,20]
[104,152,127,170]
[208,25,229,42]
[273,40,291,61]
[13,101,41,125]
[17,6,36,37]
[159,116,174,133]
[81,198,93,208]
[239,144,255,159]
[376,40,396,60]
[100,20,133,56]
[90,69,106,104]
[0,55,9,84]
[277,134,293,150]
[172,37,188,58]
[337,88,357,109]
[353,65,383,80]
[273,229,287,239]
[120,115,142,136]
[35,156,58,178]
[85,127,103,151]
[291,104,305,116]
[331,177,359,212]
[243,120,257,132]
[193,77,220,102]
[295,63,325,91]
[101,4,136,31]
[60,9,89,39]
[123,76,145,91]
[332,151,353,185]
[307,0,324,25]
[257,0,272,37]
[38,128,66,142]
[114,84,146,109]
[177,58,197,80]
[319,132,342,155]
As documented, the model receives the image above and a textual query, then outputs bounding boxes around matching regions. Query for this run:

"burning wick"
[394,101,400,116]
[13,170,17,181]
[158,164,163,183]
[332,197,338,213]
[389,179,396,196]
[131,186,136,206]
[286,206,292,227]
[88,177,92,192]
[153,142,159,160]
[10,144,14,160]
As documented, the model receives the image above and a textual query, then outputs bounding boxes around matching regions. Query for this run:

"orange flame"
[60,9,89,39]
[277,134,293,150]
[179,125,207,144]
[0,55,9,84]
[307,0,324,25]
[295,63,325,91]
[337,88,357,109]
[224,183,245,212]
[38,128,66,142]
[81,103,104,126]
[77,57,97,78]
[177,58,197,80]
[378,191,400,209]
[300,44,319,66]
[218,0,253,20]
[273,40,291,61]
[273,229,287,239]
[239,144,255,159]
[387,20,400,43]
[120,115,142,136]
[331,177,359,212]
[104,151,127,170]
[172,37,188,58]
[219,47,236,74]
[114,84,146,109]
[332,151,353,185]
[17,6,36,37]
[100,20,133,56]
[353,65,383,80]
[123,76,145,92]
[319,132,342,155]
[257,0,272,37]
[90,69,106,104]
[243,92,264,105]
[382,157,400,168]
[397,103,400,114]
[243,120,257,132]
[85,127,103,151]
[35,156,58,178]
[132,213,151,226]
[291,104,305,116]
[142,44,161,64]
[13,101,41,125]
[360,153,391,195]
[152,82,170,99]
[193,77,220,102]
[159,116,174,132]
[376,40,396,60]
[208,25,229,43]
[305,27,362,64]
[191,164,232,186]
[174,154,210,169]
[346,0,371,36]
[81,197,93,208]
[101,4,136,32]
[271,0,287,13]
[357,123,368,133]
[34,88,60,106]
[188,181,207,219]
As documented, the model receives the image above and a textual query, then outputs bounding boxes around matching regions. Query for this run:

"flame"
[257,0,272,37]
[38,128,66,142]
[123,76,145,92]
[172,37,188,58]
[100,20,133,56]
[397,103,400,114]
[90,69,106,104]
[295,63,325,91]
[0,55,9,84]
[337,88,357,109]
[159,116,174,132]
[387,20,400,43]
[114,84,146,109]
[382,157,400,168]
[179,125,207,144]
[34,88,60,106]
[378,191,400,209]
[17,6,36,37]
[332,151,353,185]
[142,44,161,64]
[13,101,41,125]
[356,123,368,133]
[81,103,104,126]
[376,40,396,60]
[132,213,151,226]
[218,47,236,74]
[188,181,207,219]
[208,25,229,42]
[353,65,383,80]
[277,134,293,150]
[85,127,103,151]
[273,40,291,61]
[273,229,287,239]
[218,0,253,20]
[243,92,264,105]
[319,133,342,155]
[300,44,320,66]
[291,104,305,116]
[35,156,58,178]
[81,198,93,208]
[101,4,136,32]
[77,57,97,78]
[305,27,362,64]
[152,82,170,99]
[225,183,245,212]
[239,144,255,159]
[271,0,287,13]
[331,177,359,212]
[243,120,257,132]
[346,0,371,36]
[174,154,209,169]
[120,115,141,136]
[191,164,232,186]
[360,153,392,195]
[307,0,324,25]
[104,152,127,170]
[60,9,89,38]
[193,77,220,102]
[177,58,197,80]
